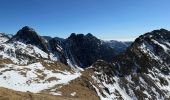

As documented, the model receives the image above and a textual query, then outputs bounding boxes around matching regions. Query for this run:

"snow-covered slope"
[89,68,170,100]
[0,33,10,43]
[10,26,48,52]
[0,39,82,96]
[87,29,170,100]
[0,40,62,66]
[0,62,81,95]
[0,28,82,97]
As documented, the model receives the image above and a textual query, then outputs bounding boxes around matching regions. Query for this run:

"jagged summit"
[89,29,170,99]
[21,26,35,31]
[68,33,96,40]
[11,26,40,41]
[65,33,115,68]
[9,26,48,52]
[112,28,170,75]
[134,28,170,44]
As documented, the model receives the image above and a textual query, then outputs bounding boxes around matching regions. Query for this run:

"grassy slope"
[0,87,91,100]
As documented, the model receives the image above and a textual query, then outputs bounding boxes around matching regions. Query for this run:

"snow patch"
[0,62,81,95]
[70,92,76,96]
[0,42,50,65]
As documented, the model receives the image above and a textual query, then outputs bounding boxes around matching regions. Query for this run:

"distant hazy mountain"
[104,40,132,54]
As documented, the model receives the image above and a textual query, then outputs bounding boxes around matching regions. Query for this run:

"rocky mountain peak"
[134,29,170,44]
[9,26,48,52]
[21,26,35,31]
[13,26,38,39]
[68,33,97,41]
[65,33,115,68]
[112,29,170,76]
[86,33,95,38]
[68,33,85,42]
[69,33,76,38]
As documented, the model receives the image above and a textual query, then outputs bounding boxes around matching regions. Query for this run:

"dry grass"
[39,59,72,72]
[0,59,13,65]
[39,68,100,100]
[57,77,99,100]
[0,87,96,100]
[55,68,100,100]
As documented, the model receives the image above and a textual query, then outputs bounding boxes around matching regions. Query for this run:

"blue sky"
[0,0,170,41]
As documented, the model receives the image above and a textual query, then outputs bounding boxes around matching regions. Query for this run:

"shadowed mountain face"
[88,29,170,99]
[43,34,130,68]
[63,33,115,68]
[112,29,170,75]
[8,26,118,68]
[9,26,48,52]
[104,40,132,54]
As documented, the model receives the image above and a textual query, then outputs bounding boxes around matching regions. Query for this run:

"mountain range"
[0,26,169,100]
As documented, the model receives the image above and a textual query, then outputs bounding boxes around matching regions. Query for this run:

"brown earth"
[39,68,100,100]
[57,77,99,100]
[0,87,98,100]
[0,59,13,65]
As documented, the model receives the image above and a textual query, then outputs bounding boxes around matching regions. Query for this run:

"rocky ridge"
[0,27,169,100]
